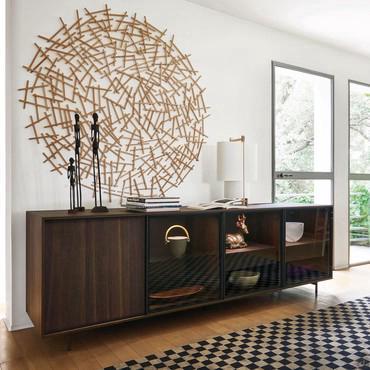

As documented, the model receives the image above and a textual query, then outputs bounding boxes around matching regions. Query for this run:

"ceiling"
[186,0,370,59]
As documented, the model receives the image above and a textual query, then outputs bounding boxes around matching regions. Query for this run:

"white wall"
[1,0,6,317]
[7,0,370,329]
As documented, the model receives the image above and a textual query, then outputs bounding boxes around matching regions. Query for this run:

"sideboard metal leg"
[314,282,318,298]
[66,335,72,351]
[272,290,282,300]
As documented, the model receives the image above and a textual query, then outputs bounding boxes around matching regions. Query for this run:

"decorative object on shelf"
[225,214,249,249]
[73,113,84,211]
[286,222,304,242]
[165,225,190,258]
[67,157,77,214]
[91,113,108,213]
[150,285,204,300]
[228,270,260,288]
[189,198,247,210]
[126,196,181,212]
[217,135,247,205]
[19,6,209,203]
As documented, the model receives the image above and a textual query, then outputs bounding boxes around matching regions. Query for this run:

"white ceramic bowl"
[286,222,304,242]
[228,271,260,288]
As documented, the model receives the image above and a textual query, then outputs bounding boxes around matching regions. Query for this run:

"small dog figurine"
[226,214,249,249]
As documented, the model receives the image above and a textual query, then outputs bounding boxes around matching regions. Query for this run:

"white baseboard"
[8,321,33,331]
[3,315,33,331]
[3,317,11,330]
[334,264,350,270]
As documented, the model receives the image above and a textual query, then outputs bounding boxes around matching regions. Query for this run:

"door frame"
[348,79,370,267]
[271,61,335,203]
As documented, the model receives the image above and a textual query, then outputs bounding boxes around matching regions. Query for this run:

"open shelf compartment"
[148,213,221,313]
[224,210,281,298]
[284,208,332,285]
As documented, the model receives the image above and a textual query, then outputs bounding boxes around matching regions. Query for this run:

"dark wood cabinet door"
[44,217,145,334]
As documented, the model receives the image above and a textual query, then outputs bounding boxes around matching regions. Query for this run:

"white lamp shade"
[224,181,242,198]
[217,141,242,181]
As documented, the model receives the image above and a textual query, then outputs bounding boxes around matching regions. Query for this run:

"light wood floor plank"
[0,266,369,369]
[1,357,30,370]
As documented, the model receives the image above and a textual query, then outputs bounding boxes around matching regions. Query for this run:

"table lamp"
[217,135,247,205]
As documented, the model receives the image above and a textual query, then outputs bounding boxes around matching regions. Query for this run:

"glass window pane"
[349,180,370,264]
[349,83,370,174]
[275,179,332,204]
[274,67,332,172]
[285,208,331,285]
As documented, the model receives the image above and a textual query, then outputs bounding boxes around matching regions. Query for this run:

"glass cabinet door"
[148,213,221,313]
[284,207,332,285]
[224,211,281,298]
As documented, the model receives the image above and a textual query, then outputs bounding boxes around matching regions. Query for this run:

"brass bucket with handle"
[165,225,190,258]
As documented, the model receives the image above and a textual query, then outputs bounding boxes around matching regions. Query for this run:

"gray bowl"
[228,271,260,288]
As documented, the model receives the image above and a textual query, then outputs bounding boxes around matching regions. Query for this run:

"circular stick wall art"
[19,6,209,201]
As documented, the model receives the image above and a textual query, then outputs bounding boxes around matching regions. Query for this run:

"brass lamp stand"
[229,135,247,206]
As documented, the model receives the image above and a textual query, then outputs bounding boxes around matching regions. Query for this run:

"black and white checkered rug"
[105,296,370,369]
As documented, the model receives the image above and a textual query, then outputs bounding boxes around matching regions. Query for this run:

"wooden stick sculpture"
[67,157,77,213]
[91,113,108,212]
[19,7,209,203]
[225,214,249,249]
[74,113,84,211]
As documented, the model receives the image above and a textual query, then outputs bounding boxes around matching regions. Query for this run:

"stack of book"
[126,196,181,212]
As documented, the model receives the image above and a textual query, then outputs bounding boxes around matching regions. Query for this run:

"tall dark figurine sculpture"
[91,113,108,212]
[67,157,77,213]
[74,113,84,211]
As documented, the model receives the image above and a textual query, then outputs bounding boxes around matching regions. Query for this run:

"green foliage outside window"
[350,183,370,229]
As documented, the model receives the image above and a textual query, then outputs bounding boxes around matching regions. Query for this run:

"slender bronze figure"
[67,157,77,213]
[74,113,85,211]
[91,113,108,212]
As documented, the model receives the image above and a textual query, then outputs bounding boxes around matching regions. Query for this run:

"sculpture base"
[91,206,109,213]
[68,209,78,214]
[76,207,85,212]
[226,242,248,250]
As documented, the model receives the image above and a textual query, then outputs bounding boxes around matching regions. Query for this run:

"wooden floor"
[1,265,369,370]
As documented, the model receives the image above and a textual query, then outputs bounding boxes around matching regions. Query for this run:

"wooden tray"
[150,285,204,299]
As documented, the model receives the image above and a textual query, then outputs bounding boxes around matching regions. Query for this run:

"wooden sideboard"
[26,204,333,336]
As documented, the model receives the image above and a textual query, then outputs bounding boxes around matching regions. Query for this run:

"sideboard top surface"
[26,203,333,221]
